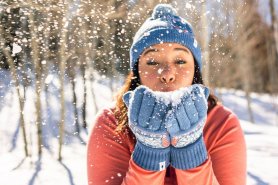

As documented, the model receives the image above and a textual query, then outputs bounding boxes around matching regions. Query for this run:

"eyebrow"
[142,47,190,56]
[142,48,158,56]
[174,48,190,54]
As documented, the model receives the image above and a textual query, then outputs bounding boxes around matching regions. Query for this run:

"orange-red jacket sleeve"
[175,156,219,185]
[87,108,167,185]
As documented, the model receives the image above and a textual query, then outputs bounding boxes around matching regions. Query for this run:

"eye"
[146,59,159,66]
[175,59,186,65]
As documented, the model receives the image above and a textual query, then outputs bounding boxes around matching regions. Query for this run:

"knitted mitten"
[123,86,171,171]
[165,84,209,170]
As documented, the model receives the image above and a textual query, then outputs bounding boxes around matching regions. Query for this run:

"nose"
[160,65,176,83]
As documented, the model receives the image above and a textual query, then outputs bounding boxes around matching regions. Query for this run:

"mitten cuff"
[132,141,170,171]
[171,136,207,170]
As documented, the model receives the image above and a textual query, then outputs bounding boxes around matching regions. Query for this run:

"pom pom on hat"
[152,4,178,19]
[130,4,202,72]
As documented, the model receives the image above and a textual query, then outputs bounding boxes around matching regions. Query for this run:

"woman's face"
[138,43,195,92]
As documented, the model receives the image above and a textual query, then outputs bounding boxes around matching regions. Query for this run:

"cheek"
[178,65,193,73]
[180,69,193,78]
[139,65,159,79]
[177,67,195,82]
[139,70,159,81]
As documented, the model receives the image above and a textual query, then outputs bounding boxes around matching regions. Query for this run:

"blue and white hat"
[130,4,202,71]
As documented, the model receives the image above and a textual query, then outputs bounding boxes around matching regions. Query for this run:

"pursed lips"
[156,85,177,92]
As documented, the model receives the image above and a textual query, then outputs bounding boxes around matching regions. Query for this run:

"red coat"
[87,104,246,185]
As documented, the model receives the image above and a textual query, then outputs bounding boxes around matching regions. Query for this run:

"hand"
[165,84,209,169]
[165,84,209,147]
[123,86,171,171]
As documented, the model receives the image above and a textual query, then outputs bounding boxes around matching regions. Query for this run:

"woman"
[87,4,246,185]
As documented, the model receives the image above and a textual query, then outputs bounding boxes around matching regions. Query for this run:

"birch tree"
[0,25,29,157]
[200,0,210,86]
[268,0,278,125]
[27,4,43,155]
[57,6,68,161]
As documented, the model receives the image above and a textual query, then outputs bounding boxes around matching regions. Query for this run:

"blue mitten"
[165,84,209,170]
[123,86,171,171]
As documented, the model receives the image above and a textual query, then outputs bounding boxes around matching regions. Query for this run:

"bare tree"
[27,5,44,155]
[269,0,278,67]
[80,60,88,129]
[269,0,278,125]
[200,0,210,86]
[68,61,80,134]
[57,9,68,161]
[0,26,29,157]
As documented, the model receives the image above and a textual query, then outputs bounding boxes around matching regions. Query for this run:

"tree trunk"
[69,69,80,135]
[268,0,278,93]
[245,89,255,124]
[58,15,67,161]
[28,8,43,156]
[242,58,255,123]
[0,30,29,157]
[80,19,91,129]
[81,62,87,129]
[269,0,278,71]
[42,13,51,129]
[85,18,99,115]
[269,0,278,126]
[201,0,210,86]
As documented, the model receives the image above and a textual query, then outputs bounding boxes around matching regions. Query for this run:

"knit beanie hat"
[130,4,202,71]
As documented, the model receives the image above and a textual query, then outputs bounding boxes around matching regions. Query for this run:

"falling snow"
[12,43,22,55]
[0,0,277,184]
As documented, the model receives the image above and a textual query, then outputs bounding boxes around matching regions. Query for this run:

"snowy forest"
[0,0,278,184]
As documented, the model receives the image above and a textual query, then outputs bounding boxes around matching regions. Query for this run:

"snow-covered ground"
[216,89,278,185]
[0,69,278,185]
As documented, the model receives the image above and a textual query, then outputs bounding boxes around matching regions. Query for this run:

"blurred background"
[0,0,278,184]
